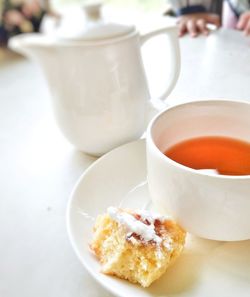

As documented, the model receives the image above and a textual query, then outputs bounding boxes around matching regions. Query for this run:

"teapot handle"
[140,26,180,105]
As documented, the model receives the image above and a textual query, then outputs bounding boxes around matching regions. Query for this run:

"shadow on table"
[148,234,250,296]
[0,47,25,67]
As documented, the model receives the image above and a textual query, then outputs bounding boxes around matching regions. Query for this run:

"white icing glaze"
[107,207,163,244]
[136,209,168,224]
[163,237,173,251]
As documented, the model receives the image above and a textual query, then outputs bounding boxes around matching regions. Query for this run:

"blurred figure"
[168,0,250,37]
[0,0,57,46]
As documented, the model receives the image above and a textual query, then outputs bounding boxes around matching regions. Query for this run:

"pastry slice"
[90,207,186,287]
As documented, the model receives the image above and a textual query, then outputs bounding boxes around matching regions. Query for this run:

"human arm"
[237,11,250,35]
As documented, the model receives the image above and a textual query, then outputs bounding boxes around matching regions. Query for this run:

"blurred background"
[0,0,171,49]
[52,0,166,12]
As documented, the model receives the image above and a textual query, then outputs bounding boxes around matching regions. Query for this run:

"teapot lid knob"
[54,2,135,42]
[84,2,102,21]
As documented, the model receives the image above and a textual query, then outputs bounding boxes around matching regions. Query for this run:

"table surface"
[1,24,250,297]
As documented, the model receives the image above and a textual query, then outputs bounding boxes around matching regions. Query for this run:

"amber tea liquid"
[164,136,250,176]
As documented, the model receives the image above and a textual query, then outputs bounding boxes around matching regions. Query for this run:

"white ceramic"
[8,6,180,156]
[147,100,250,241]
[67,139,250,297]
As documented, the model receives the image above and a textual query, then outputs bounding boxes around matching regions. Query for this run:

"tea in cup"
[147,100,250,241]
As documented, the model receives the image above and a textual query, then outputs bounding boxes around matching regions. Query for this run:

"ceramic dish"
[67,139,250,297]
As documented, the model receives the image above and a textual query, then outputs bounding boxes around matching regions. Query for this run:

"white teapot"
[9,6,180,156]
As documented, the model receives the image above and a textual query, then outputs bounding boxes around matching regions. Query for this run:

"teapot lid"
[56,3,135,42]
[70,23,135,41]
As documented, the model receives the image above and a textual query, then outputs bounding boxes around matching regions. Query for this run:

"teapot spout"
[8,33,48,59]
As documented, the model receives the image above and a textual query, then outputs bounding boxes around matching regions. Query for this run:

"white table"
[1,28,250,297]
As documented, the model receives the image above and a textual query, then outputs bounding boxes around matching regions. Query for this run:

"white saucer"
[67,139,250,297]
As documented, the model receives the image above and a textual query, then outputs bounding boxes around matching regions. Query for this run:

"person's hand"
[177,13,221,37]
[237,11,250,35]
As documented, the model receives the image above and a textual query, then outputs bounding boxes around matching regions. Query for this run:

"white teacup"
[147,100,250,241]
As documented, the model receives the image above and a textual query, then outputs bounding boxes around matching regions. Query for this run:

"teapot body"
[9,23,180,156]
[40,32,151,155]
